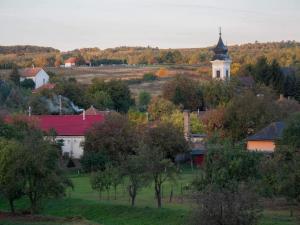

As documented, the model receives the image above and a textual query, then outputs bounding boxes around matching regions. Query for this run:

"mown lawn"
[0,169,299,225]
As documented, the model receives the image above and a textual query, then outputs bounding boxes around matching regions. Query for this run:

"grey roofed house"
[246,122,285,141]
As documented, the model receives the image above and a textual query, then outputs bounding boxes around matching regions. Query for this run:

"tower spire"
[219,27,222,37]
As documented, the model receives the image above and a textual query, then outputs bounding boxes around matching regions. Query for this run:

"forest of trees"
[0,41,299,70]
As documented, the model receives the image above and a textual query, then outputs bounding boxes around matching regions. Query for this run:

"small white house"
[64,57,78,67]
[210,29,231,80]
[20,67,49,89]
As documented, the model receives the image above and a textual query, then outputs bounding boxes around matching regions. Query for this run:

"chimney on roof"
[279,94,285,101]
[183,110,190,141]
[28,106,32,117]
[83,110,86,120]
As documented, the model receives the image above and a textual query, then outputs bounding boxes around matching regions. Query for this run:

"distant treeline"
[90,59,127,66]
[0,45,59,54]
[0,41,299,72]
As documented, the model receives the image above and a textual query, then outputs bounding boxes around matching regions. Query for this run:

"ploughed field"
[0,169,299,225]
[0,65,209,97]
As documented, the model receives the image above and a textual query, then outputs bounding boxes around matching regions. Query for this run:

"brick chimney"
[183,110,190,141]
[83,110,86,120]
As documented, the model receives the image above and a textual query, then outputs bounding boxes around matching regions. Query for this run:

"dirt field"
[0,65,210,96]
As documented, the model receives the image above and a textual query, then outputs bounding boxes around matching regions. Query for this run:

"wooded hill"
[0,41,299,70]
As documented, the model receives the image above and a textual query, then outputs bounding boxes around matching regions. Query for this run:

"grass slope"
[0,171,299,225]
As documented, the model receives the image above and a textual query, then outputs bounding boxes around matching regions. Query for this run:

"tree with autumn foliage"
[162,75,204,111]
[83,112,137,168]
[147,97,177,121]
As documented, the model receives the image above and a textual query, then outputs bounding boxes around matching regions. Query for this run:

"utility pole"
[59,95,62,115]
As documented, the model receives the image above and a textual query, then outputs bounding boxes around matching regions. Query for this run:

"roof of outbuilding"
[33,114,105,136]
[32,83,56,94]
[65,57,78,64]
[246,122,285,141]
[20,68,42,77]
[81,106,101,115]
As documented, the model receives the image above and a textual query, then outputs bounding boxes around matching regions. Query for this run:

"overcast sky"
[0,0,299,51]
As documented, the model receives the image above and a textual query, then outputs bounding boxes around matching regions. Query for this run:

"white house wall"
[56,136,85,159]
[65,62,75,67]
[35,70,49,88]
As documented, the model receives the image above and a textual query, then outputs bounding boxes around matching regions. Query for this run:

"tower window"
[216,70,220,78]
[226,70,229,78]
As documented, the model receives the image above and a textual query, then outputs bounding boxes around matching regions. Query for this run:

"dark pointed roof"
[212,32,230,61]
[246,122,285,141]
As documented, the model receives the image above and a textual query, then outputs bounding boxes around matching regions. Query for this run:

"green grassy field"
[0,170,299,225]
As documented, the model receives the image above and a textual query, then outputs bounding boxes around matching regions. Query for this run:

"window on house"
[216,70,220,78]
[43,78,45,84]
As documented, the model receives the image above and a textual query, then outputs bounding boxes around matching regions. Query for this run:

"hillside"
[0,45,59,54]
[0,41,299,69]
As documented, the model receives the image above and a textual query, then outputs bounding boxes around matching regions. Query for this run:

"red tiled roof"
[33,115,105,136]
[65,57,78,64]
[20,68,42,77]
[32,83,56,94]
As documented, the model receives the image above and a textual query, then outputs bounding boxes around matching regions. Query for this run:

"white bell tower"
[210,28,231,80]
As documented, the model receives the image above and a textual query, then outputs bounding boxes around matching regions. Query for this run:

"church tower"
[210,28,231,80]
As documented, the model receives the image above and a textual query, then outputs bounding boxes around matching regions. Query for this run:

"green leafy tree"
[91,90,114,110]
[121,153,148,206]
[143,122,188,161]
[163,75,204,110]
[89,79,134,113]
[80,152,108,172]
[138,144,178,208]
[194,140,261,190]
[191,139,262,225]
[272,113,300,215]
[0,118,72,214]
[83,112,137,165]
[224,90,280,141]
[22,130,73,213]
[138,91,151,112]
[91,170,108,200]
[20,79,35,90]
[201,80,233,109]
[190,184,261,225]
[161,110,183,131]
[147,97,177,121]
[190,113,205,134]
[0,138,24,213]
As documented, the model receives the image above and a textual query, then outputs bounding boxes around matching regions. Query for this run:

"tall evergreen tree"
[254,57,271,85]
[270,59,285,94]
[284,74,296,97]
[295,77,300,102]
[9,67,20,86]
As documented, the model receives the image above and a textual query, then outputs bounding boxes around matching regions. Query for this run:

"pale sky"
[0,0,299,51]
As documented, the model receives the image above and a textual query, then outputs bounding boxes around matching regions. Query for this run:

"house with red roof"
[64,57,78,67]
[34,114,105,158]
[20,67,49,89]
